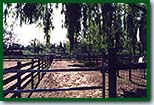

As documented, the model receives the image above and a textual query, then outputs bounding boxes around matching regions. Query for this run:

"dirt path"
[4,59,146,98]
[50,59,83,69]
[30,59,103,98]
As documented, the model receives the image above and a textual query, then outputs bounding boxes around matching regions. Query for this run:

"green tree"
[3,3,147,54]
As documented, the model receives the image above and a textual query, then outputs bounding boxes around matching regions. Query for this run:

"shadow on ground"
[121,88,147,98]
[68,64,88,67]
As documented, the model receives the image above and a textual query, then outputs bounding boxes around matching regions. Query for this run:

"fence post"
[117,55,120,77]
[129,55,132,81]
[41,57,44,78]
[38,58,41,80]
[108,48,117,98]
[96,55,98,67]
[101,52,105,98]
[48,56,51,68]
[143,69,146,79]
[50,55,53,66]
[88,53,91,65]
[31,59,34,89]
[46,56,48,68]
[17,61,21,98]
[42,57,44,69]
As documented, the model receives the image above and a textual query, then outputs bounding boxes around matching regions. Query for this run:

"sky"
[6,4,68,46]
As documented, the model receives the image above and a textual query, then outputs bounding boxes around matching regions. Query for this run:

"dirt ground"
[30,59,147,98]
[30,59,103,98]
[3,59,147,98]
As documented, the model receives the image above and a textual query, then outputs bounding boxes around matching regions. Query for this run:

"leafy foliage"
[3,3,147,55]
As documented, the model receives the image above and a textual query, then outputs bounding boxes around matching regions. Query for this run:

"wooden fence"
[71,49,147,97]
[3,49,147,98]
[3,55,53,98]
[3,67,106,98]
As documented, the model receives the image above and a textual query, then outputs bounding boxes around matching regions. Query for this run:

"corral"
[3,51,147,98]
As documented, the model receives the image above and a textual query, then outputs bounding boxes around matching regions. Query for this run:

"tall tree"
[3,3,147,54]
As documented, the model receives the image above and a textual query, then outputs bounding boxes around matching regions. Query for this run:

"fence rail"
[3,55,53,98]
[4,86,102,94]
[3,51,147,98]
[3,66,106,98]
